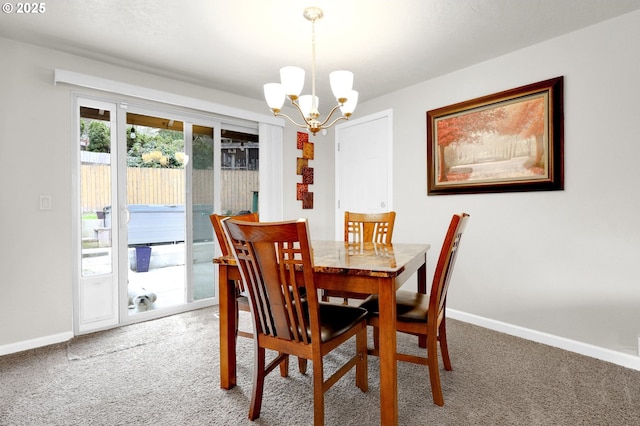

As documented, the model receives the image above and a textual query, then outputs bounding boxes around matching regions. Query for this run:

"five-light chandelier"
[263,6,358,136]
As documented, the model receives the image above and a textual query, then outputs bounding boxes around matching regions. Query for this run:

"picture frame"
[426,76,563,195]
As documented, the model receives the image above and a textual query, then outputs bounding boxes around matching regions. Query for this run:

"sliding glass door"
[75,97,253,333]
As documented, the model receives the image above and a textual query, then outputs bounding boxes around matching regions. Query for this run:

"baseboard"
[0,331,73,357]
[448,309,640,371]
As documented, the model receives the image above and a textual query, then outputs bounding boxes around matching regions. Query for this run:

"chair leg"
[427,334,444,406]
[355,327,368,392]
[234,298,239,336]
[298,357,308,374]
[312,356,325,426]
[249,346,266,420]
[279,352,290,377]
[438,319,452,371]
[372,326,380,352]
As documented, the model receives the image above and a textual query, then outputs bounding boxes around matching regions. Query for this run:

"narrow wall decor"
[426,76,564,195]
[296,132,314,208]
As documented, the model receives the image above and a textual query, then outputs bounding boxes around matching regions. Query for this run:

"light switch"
[39,195,52,210]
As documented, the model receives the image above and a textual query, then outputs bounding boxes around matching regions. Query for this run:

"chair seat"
[359,290,428,323]
[317,303,368,342]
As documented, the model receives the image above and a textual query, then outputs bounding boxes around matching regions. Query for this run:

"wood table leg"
[219,263,237,389]
[379,277,398,425]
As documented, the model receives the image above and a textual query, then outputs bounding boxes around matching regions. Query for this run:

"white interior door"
[334,109,393,240]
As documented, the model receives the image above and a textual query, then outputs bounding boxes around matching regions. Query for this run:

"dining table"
[215,240,430,426]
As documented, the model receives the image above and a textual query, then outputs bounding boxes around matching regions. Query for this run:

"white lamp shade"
[298,95,319,118]
[264,83,285,110]
[340,90,359,115]
[329,70,354,101]
[280,66,305,98]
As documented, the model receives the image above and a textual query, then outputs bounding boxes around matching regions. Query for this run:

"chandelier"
[263,7,358,136]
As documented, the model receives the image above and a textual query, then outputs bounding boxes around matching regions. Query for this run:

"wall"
[354,10,640,360]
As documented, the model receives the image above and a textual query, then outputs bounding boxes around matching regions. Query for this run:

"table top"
[311,240,429,277]
[215,240,429,277]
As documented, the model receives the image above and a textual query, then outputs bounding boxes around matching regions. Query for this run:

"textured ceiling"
[1,0,639,109]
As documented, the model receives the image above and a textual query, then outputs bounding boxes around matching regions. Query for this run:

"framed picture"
[426,76,563,195]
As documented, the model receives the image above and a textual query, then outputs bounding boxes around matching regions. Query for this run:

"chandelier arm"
[321,114,349,130]
[315,103,344,128]
[289,98,310,121]
[274,111,311,130]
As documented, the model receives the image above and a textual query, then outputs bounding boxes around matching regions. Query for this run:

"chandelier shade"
[329,70,354,102]
[263,7,358,135]
[263,83,285,111]
[280,66,305,99]
[298,95,319,119]
[340,90,358,116]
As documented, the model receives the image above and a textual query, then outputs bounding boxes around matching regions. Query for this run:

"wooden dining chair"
[344,210,396,244]
[359,212,470,406]
[223,218,369,425]
[210,212,259,339]
[322,210,397,303]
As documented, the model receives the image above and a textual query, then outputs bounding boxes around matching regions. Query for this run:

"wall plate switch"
[39,195,52,210]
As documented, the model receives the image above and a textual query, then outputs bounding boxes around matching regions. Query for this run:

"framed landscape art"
[426,77,564,195]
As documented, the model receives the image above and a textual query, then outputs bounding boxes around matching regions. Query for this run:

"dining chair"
[223,218,369,425]
[359,212,470,406]
[344,210,396,244]
[212,212,309,375]
[210,212,259,340]
[321,210,397,303]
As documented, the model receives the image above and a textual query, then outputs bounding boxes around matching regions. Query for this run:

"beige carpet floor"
[1,307,639,425]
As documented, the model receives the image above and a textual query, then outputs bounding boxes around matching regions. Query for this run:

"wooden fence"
[81,165,258,214]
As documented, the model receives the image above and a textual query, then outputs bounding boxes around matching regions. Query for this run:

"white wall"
[354,10,640,358]
[2,10,640,365]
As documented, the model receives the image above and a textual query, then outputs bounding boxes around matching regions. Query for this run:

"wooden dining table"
[215,240,430,426]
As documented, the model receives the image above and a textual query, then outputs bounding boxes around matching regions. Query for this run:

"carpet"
[1,307,639,425]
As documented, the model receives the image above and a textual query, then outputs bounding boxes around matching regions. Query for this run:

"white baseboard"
[448,309,640,371]
[0,331,73,357]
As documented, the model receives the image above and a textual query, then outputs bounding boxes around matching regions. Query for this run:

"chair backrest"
[429,213,470,323]
[344,211,396,244]
[223,218,320,344]
[209,212,259,256]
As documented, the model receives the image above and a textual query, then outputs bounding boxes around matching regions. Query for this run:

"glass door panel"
[80,107,114,276]
[126,112,186,315]
[220,129,259,215]
[191,124,215,301]
[77,103,118,331]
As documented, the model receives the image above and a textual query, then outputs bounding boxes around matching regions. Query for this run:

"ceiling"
[2,0,639,110]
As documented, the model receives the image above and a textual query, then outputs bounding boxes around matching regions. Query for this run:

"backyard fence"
[81,165,258,214]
